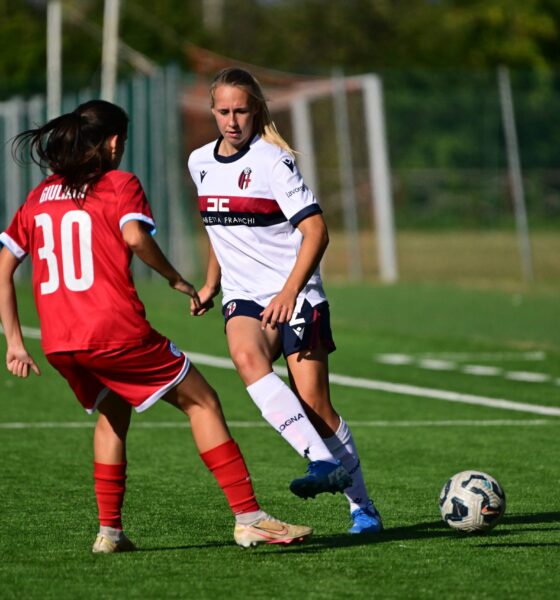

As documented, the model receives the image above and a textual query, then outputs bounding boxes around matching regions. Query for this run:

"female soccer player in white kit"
[0,99,312,551]
[188,67,383,534]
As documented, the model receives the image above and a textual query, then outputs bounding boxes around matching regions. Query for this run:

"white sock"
[99,525,125,542]
[323,418,373,513]
[246,372,336,463]
[235,509,268,526]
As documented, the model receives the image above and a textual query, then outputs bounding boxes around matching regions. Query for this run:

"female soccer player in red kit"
[0,100,311,552]
[188,68,383,534]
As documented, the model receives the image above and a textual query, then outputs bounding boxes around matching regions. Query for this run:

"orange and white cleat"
[234,516,312,548]
[92,532,136,554]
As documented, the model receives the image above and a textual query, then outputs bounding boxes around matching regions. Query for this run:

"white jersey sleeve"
[269,153,321,226]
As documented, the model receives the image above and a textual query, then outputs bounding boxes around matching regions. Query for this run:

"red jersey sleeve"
[115,174,156,234]
[0,202,30,260]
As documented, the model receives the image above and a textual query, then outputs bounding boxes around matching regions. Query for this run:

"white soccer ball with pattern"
[439,470,506,533]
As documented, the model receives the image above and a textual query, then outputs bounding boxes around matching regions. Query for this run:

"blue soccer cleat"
[349,505,384,534]
[289,460,352,499]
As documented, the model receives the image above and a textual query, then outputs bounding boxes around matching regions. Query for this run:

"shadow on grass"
[134,512,560,554]
[500,512,560,526]
[250,511,560,554]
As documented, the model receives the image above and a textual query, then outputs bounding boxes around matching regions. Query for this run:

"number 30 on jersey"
[35,210,94,294]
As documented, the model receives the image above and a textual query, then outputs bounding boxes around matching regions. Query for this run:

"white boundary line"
[327,373,560,417]
[375,353,558,385]
[188,352,560,417]
[0,419,558,430]
[3,326,560,418]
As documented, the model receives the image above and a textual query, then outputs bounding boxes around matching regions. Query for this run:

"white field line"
[3,327,560,418]
[376,353,557,386]
[378,351,546,362]
[327,374,560,416]
[1,419,558,430]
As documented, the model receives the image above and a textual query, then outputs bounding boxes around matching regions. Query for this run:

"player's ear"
[108,134,119,152]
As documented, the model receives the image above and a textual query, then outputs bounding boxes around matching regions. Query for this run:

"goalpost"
[287,74,398,283]
[181,54,398,283]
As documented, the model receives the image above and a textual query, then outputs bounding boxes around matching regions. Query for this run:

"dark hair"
[210,67,295,156]
[12,100,129,204]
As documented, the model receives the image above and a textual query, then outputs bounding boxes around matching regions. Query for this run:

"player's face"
[212,85,257,155]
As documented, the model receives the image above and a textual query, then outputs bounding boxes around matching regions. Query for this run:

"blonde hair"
[210,67,295,157]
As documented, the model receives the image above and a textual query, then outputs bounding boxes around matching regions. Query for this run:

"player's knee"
[231,349,267,381]
[177,384,222,415]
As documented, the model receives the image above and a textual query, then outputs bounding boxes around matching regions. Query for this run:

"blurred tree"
[1,0,560,99]
[0,0,45,96]
[397,0,559,69]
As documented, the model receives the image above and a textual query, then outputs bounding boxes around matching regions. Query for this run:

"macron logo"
[282,158,295,172]
[200,170,207,183]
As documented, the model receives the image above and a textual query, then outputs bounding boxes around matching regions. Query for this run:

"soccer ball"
[439,470,506,533]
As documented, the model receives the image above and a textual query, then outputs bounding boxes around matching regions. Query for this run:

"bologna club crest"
[225,301,237,318]
[238,167,252,190]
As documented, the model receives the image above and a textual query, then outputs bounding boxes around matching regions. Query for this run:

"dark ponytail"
[13,100,129,204]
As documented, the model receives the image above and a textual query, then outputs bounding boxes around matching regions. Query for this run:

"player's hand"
[191,284,217,316]
[260,289,297,329]
[6,347,41,378]
[170,277,201,310]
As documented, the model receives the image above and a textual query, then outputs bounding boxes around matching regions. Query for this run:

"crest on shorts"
[238,167,252,190]
[225,301,237,317]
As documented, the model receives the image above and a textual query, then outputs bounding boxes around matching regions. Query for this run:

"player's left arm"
[260,213,328,329]
[122,220,200,310]
[0,247,40,377]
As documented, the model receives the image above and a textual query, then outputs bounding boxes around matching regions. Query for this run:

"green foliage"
[0,1,45,96]
[381,69,560,227]
[2,0,560,99]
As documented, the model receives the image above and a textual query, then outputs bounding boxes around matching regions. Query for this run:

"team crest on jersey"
[238,167,252,190]
[225,301,237,317]
[282,158,295,172]
[200,170,207,183]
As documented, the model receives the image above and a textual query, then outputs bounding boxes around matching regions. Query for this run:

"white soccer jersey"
[188,135,327,308]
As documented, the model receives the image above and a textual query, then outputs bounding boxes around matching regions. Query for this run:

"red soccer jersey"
[0,170,156,353]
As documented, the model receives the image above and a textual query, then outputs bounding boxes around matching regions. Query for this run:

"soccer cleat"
[289,460,352,500]
[234,517,313,548]
[348,506,384,534]
[92,533,137,554]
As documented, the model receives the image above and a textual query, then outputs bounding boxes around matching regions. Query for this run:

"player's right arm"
[191,239,221,317]
[121,220,200,310]
[0,247,40,377]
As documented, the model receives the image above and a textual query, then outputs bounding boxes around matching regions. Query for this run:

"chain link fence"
[0,64,199,279]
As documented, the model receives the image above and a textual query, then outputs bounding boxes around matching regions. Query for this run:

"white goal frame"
[287,74,398,283]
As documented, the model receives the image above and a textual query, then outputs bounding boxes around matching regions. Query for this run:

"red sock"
[200,439,260,515]
[94,462,127,529]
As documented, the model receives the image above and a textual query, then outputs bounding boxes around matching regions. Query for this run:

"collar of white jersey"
[213,134,260,164]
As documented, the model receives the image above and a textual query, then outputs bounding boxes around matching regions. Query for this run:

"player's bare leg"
[94,392,132,463]
[164,363,312,547]
[92,393,136,553]
[164,363,231,452]
[225,316,280,385]
[225,317,350,498]
[226,317,343,462]
[286,344,340,437]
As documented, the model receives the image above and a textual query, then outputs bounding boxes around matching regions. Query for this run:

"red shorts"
[47,330,190,414]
